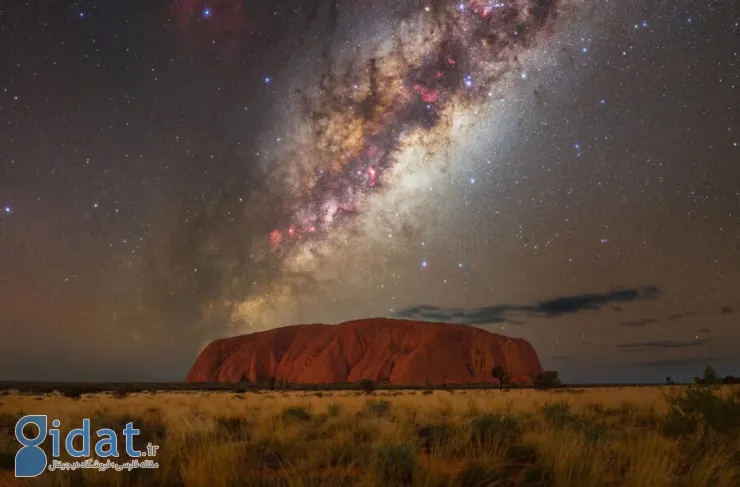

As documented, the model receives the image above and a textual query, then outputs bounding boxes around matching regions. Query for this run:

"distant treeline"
[1,367,737,397]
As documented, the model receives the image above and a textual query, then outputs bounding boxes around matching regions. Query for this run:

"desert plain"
[1,384,739,487]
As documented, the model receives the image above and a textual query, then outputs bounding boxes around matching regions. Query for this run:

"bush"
[280,406,312,422]
[661,385,740,445]
[215,416,250,439]
[364,399,391,416]
[327,403,342,417]
[416,423,453,453]
[491,366,509,390]
[62,387,84,399]
[470,413,520,445]
[455,461,502,486]
[541,401,575,428]
[359,378,375,394]
[112,387,142,399]
[374,443,416,485]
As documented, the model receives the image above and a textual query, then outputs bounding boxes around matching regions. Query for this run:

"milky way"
[3,0,739,382]
[150,0,582,342]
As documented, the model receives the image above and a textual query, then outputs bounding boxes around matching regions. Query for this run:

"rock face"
[185,318,543,386]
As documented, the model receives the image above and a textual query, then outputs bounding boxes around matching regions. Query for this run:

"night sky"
[1,0,738,384]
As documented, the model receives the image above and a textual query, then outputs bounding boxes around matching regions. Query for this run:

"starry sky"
[1,0,738,384]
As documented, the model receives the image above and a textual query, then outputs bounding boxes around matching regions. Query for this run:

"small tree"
[491,366,509,390]
[268,376,276,391]
[359,378,375,394]
[702,365,719,385]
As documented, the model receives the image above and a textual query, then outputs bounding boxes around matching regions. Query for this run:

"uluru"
[186,318,543,386]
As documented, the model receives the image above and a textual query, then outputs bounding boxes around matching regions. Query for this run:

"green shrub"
[327,403,342,417]
[416,423,453,453]
[541,401,575,428]
[470,413,520,445]
[215,416,250,439]
[661,385,740,445]
[364,399,391,416]
[281,406,312,422]
[374,443,416,485]
[455,461,502,486]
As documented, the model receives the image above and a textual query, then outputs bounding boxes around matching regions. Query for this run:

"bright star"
[3,206,10,214]
[457,3,466,11]
[264,76,272,85]
[202,7,212,19]
[421,259,429,268]
[470,177,476,184]
[600,98,606,105]
[464,75,473,88]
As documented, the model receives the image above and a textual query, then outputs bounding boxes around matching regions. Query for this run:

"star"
[202,7,212,19]
[3,206,11,214]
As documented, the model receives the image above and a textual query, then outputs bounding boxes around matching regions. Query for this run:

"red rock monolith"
[185,318,543,386]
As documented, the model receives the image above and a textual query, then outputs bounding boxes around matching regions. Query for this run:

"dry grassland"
[1,385,739,486]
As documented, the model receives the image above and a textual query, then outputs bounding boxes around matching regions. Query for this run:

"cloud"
[394,286,660,324]
[634,357,719,368]
[534,286,660,317]
[665,311,697,321]
[620,318,658,327]
[617,339,707,351]
[549,356,573,363]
